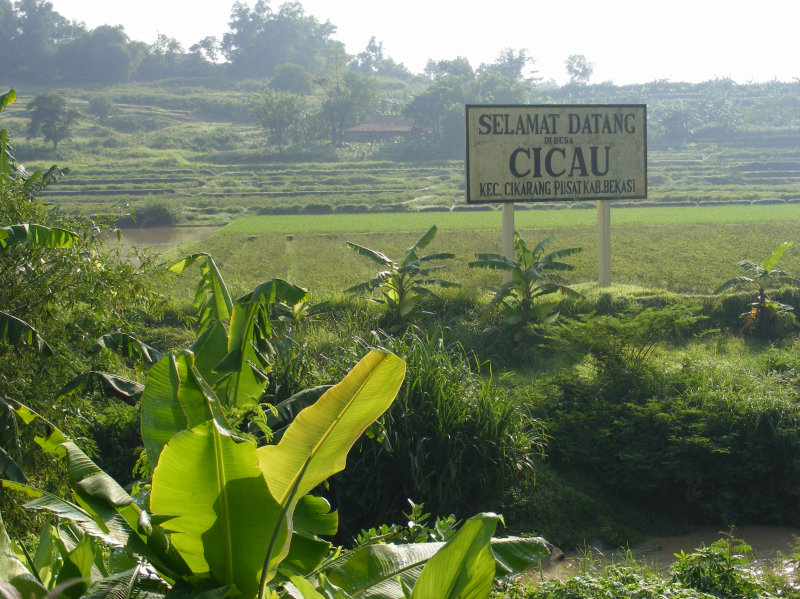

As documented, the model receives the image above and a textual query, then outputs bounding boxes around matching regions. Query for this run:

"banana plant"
[0,509,111,599]
[715,240,800,338]
[469,233,583,337]
[345,225,459,326]
[61,253,309,411]
[2,348,547,598]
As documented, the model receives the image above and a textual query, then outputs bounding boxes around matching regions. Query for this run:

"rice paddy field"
[161,204,800,302]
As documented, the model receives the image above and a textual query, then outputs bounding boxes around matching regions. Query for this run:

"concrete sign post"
[465,104,647,286]
[502,202,514,284]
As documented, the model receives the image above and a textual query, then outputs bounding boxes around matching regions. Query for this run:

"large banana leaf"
[410,513,498,599]
[82,565,166,599]
[279,495,338,578]
[57,371,143,406]
[2,481,120,548]
[0,223,77,252]
[168,254,232,335]
[0,448,24,485]
[0,508,45,596]
[0,398,25,483]
[344,242,394,267]
[258,350,405,506]
[490,536,549,577]
[189,320,230,384]
[8,413,191,581]
[323,542,443,598]
[0,311,53,358]
[0,89,16,112]
[141,352,232,472]
[149,420,281,598]
[400,225,438,266]
[255,350,406,586]
[54,533,94,598]
[219,279,308,408]
[761,240,794,272]
[318,533,548,598]
[91,333,164,368]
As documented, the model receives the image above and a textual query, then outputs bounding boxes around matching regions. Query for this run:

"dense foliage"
[535,305,800,527]
[329,329,544,537]
[0,89,163,530]
[1,202,548,597]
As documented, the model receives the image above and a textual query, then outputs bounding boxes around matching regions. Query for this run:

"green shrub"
[303,202,333,214]
[500,563,718,599]
[116,200,183,227]
[535,325,800,526]
[671,532,763,599]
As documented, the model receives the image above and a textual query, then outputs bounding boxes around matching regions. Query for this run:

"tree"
[715,241,800,338]
[11,0,81,81]
[249,87,305,150]
[565,53,593,85]
[269,62,313,94]
[55,25,141,83]
[478,47,539,83]
[351,36,384,74]
[351,36,411,79]
[0,0,18,56]
[25,92,80,151]
[318,47,377,145]
[222,0,338,77]
[189,35,220,63]
[403,71,472,155]
[424,56,474,80]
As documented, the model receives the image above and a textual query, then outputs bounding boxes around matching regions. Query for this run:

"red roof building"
[343,115,425,142]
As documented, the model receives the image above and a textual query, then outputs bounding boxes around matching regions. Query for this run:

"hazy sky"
[47,0,799,85]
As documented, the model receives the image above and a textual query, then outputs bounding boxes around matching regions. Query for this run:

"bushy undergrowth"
[529,308,800,528]
[327,329,546,539]
[116,198,183,227]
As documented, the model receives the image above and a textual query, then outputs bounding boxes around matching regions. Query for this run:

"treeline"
[5,1,800,162]
[0,0,413,84]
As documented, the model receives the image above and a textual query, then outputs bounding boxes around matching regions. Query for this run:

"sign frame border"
[465,103,648,204]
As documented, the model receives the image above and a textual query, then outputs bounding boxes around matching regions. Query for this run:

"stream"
[536,525,800,581]
[110,225,221,253]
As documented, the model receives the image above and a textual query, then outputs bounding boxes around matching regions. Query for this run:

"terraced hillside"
[3,79,798,226]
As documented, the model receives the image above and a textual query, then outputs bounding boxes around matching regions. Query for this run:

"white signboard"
[466,104,647,203]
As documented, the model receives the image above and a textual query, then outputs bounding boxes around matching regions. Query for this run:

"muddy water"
[110,226,220,252]
[535,525,800,581]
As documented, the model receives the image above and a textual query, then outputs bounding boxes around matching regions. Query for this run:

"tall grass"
[328,329,545,539]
